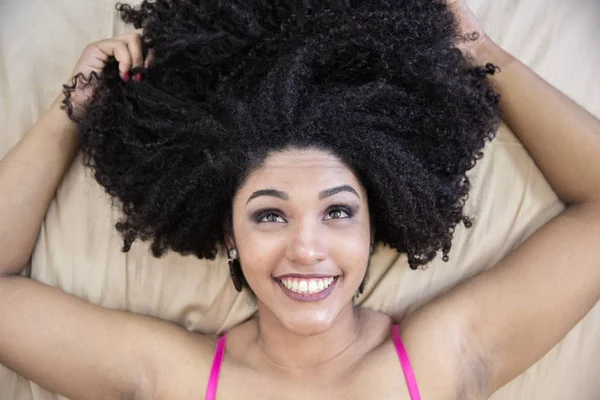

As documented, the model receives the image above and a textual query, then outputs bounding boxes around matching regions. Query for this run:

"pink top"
[205,324,421,400]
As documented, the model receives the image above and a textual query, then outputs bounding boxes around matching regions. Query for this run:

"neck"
[253,301,365,374]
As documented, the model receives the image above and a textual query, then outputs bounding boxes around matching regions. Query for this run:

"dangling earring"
[228,248,244,292]
[356,277,366,298]
[356,245,373,299]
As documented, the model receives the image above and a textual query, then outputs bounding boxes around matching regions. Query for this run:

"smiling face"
[227,147,373,335]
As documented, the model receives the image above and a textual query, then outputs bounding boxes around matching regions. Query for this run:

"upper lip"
[275,274,339,279]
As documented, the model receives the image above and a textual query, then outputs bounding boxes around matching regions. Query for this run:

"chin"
[254,275,360,335]
[276,304,348,336]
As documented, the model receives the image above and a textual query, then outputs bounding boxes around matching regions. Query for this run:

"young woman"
[1,0,599,399]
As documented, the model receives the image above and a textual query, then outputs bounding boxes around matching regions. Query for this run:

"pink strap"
[391,324,421,400]
[205,334,226,400]
[206,328,419,399]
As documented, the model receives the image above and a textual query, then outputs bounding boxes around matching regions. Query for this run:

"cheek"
[330,215,371,250]
[330,235,370,273]
[329,220,372,278]
[234,221,285,276]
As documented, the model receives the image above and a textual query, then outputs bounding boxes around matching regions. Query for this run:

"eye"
[255,210,286,223]
[324,206,353,221]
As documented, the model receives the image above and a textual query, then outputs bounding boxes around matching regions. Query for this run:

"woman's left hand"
[445,0,493,61]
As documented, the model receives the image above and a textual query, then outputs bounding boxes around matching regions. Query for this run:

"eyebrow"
[318,184,360,200]
[246,189,289,205]
[246,184,360,205]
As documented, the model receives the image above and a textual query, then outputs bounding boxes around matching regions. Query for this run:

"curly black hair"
[64,0,501,270]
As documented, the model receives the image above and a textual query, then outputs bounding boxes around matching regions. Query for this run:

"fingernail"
[134,72,143,83]
[122,71,130,82]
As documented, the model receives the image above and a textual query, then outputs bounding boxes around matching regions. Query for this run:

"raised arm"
[0,31,150,274]
[0,34,165,399]
[0,92,79,273]
[448,0,600,205]
[466,39,600,393]
[401,2,600,397]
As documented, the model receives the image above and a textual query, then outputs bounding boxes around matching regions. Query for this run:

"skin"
[218,148,397,391]
[227,148,371,341]
[1,1,600,399]
[144,149,464,399]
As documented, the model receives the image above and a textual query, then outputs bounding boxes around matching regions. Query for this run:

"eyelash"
[253,205,355,223]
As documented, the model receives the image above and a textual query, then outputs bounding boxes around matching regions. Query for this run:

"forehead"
[239,149,364,196]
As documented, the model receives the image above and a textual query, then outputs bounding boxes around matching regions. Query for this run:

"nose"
[285,215,328,266]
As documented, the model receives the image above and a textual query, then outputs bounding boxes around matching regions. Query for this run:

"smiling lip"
[275,276,339,302]
[275,273,337,279]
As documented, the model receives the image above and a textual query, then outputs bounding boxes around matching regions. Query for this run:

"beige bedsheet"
[1,0,599,398]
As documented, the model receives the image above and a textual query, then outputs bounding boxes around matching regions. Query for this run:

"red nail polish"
[134,72,143,82]
[122,71,130,82]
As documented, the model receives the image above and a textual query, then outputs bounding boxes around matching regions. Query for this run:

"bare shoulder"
[352,307,476,400]
[396,306,485,400]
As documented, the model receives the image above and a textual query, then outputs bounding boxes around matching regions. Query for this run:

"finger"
[144,48,155,69]
[95,39,132,77]
[131,29,154,69]
[81,45,110,70]
[116,33,144,69]
[67,52,106,84]
[445,0,461,16]
[82,56,109,76]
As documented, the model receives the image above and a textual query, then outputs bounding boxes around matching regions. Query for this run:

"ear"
[223,211,235,250]
[224,234,235,250]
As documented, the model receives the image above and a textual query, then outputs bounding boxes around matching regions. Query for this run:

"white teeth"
[299,280,308,294]
[308,280,318,294]
[279,277,336,295]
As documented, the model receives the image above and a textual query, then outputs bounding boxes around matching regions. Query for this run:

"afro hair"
[63,0,501,269]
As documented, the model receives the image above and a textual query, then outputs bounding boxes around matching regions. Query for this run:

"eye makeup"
[324,204,357,220]
[252,209,286,223]
[249,203,359,224]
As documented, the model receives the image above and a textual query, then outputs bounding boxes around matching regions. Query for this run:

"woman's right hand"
[58,33,153,116]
